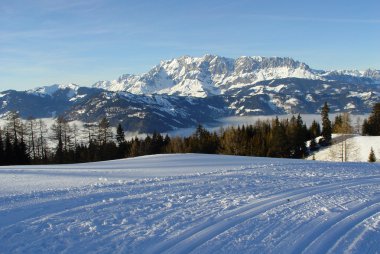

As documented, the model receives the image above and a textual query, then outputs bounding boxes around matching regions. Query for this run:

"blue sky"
[1,0,379,90]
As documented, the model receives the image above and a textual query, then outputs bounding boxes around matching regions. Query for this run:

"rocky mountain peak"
[93,55,321,97]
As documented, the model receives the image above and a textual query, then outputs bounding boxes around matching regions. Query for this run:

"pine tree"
[4,112,30,164]
[362,103,380,135]
[18,132,30,165]
[368,147,376,162]
[116,123,127,158]
[321,102,332,145]
[130,137,141,157]
[4,131,13,165]
[51,116,67,163]
[116,123,125,145]
[55,138,64,163]
[163,134,171,148]
[190,124,217,154]
[286,115,307,158]
[151,131,164,154]
[251,120,270,157]
[309,120,321,139]
[267,117,289,158]
[362,119,370,135]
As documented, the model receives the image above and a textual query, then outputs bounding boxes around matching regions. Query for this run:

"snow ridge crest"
[92,55,380,97]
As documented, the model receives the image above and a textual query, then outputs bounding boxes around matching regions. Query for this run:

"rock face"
[1,55,379,132]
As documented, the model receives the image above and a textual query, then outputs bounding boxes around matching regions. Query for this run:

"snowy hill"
[309,135,380,162]
[1,154,379,253]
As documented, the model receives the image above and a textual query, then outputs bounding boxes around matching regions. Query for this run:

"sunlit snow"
[1,154,379,253]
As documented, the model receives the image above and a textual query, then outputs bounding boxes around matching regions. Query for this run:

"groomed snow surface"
[1,154,380,253]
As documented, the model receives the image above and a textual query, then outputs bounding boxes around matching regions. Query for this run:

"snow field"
[0,154,379,253]
[309,135,380,162]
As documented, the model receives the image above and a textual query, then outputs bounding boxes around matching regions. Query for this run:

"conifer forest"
[0,103,379,166]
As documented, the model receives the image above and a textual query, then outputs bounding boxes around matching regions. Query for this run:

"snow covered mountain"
[28,83,80,98]
[93,55,380,97]
[0,55,379,131]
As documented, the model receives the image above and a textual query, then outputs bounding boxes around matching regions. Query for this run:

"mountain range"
[1,55,379,132]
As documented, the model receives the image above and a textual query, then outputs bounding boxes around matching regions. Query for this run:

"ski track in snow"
[300,201,380,254]
[147,178,380,254]
[0,154,380,253]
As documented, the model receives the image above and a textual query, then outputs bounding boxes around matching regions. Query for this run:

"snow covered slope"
[309,135,380,162]
[1,154,379,253]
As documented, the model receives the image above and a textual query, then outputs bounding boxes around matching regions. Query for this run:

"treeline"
[165,116,316,158]
[0,113,34,165]
[0,113,173,165]
[9,101,380,165]
[0,110,333,165]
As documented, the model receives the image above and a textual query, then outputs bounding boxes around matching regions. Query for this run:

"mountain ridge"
[1,55,379,132]
[92,55,380,97]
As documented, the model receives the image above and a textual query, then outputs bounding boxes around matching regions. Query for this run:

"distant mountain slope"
[0,55,379,131]
[0,85,227,132]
